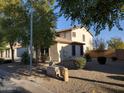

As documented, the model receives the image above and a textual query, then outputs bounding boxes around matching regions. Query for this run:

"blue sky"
[56,16,124,41]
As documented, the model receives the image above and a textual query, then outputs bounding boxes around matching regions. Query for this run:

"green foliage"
[0,58,4,63]
[31,0,56,49]
[107,38,124,49]
[56,0,124,35]
[0,31,7,50]
[0,0,56,64]
[74,57,86,69]
[0,0,20,11]
[0,1,28,62]
[85,53,92,62]
[0,3,28,43]
[21,52,29,65]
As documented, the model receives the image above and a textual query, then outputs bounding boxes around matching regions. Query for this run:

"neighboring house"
[0,43,27,61]
[0,27,93,62]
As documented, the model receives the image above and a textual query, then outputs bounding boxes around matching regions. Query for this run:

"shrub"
[97,57,107,65]
[21,52,30,65]
[0,58,4,64]
[111,57,118,61]
[85,53,92,62]
[74,57,86,69]
[0,59,12,64]
[4,60,12,63]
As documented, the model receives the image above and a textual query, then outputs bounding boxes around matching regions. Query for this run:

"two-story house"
[0,27,93,62]
[49,27,93,62]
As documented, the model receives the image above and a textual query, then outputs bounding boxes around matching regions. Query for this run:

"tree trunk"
[10,44,14,62]
[40,47,45,63]
[35,48,38,65]
[34,44,41,64]
[35,46,40,65]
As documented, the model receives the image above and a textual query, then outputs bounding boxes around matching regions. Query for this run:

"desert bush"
[111,57,118,61]
[21,52,30,65]
[74,57,86,69]
[97,57,107,65]
[85,53,92,62]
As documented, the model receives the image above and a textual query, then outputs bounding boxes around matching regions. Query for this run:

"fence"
[87,49,124,60]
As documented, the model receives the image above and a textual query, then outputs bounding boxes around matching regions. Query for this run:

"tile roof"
[55,37,85,45]
[56,27,93,37]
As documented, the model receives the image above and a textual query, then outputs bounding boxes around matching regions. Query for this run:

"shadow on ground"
[0,62,48,80]
[107,75,124,81]
[0,87,31,93]
[70,76,124,88]
[99,85,124,93]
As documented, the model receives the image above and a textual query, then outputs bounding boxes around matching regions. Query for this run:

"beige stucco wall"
[58,28,93,53]
[71,28,93,52]
[0,49,12,60]
[0,48,27,62]
[56,42,83,62]
[57,43,72,62]
[59,32,71,40]
[49,43,59,62]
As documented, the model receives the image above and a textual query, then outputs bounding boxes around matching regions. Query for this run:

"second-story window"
[72,32,76,37]
[82,34,85,42]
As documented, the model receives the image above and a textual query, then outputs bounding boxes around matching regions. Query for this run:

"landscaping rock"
[47,66,61,78]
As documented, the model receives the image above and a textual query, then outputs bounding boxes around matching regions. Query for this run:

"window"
[72,45,76,56]
[17,48,26,57]
[72,32,76,37]
[0,51,3,58]
[82,34,85,42]
[8,49,10,58]
[80,45,84,56]
[64,33,66,38]
[5,50,8,58]
[5,49,10,58]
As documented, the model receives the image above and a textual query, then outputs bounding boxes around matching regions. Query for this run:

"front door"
[72,45,76,56]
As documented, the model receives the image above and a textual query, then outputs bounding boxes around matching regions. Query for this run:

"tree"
[0,0,28,62]
[30,0,56,63]
[0,25,7,50]
[0,0,56,63]
[56,0,124,35]
[107,38,124,50]
[21,0,56,63]
[93,38,106,50]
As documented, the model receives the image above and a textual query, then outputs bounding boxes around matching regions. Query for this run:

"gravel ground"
[0,60,124,93]
[35,60,124,93]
